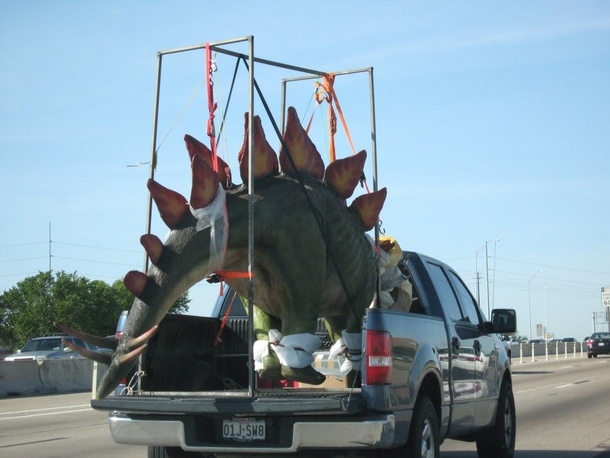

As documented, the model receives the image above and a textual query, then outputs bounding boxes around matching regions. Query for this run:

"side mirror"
[489,309,517,334]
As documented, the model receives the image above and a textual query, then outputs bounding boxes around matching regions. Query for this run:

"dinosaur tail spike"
[55,322,119,351]
[280,106,325,179]
[123,270,149,298]
[238,114,279,183]
[141,234,164,265]
[62,339,113,365]
[324,150,367,199]
[125,326,158,351]
[190,154,220,209]
[350,187,387,231]
[118,344,147,365]
[184,134,232,188]
[147,179,189,228]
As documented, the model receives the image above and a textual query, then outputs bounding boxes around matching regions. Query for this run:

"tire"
[475,381,516,458]
[148,446,215,458]
[404,395,440,458]
[588,352,592,359]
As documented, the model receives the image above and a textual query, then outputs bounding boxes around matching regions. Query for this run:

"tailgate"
[91,389,364,415]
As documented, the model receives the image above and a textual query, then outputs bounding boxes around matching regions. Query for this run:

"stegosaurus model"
[61,107,388,399]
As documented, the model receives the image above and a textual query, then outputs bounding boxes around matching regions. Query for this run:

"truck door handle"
[452,337,460,352]
[473,339,481,356]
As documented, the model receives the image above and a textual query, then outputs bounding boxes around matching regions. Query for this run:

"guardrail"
[0,359,106,397]
[1,343,589,397]
[510,341,587,363]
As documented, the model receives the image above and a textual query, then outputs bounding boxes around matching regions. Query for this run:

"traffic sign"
[602,287,610,307]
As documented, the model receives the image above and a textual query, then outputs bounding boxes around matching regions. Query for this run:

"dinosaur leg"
[253,306,281,381]
[344,304,367,387]
[326,313,364,388]
[251,303,324,385]
[323,316,346,343]
[276,312,325,385]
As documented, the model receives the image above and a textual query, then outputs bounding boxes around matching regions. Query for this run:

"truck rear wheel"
[148,446,215,458]
[404,395,440,458]
[475,381,516,458]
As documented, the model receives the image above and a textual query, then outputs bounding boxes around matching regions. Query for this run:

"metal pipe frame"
[144,35,379,395]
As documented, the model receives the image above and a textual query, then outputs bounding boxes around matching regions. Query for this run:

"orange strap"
[213,270,253,280]
[310,74,371,193]
[214,292,237,346]
[210,270,254,296]
[211,270,253,346]
[312,74,359,163]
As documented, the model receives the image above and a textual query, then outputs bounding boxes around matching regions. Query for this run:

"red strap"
[212,270,254,296]
[213,271,253,280]
[212,271,254,346]
[214,293,237,346]
[205,44,218,173]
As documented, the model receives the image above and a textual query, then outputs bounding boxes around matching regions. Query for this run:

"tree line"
[0,270,189,351]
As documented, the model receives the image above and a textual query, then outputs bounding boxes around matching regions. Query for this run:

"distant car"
[528,339,545,344]
[3,335,97,361]
[583,336,590,342]
[0,348,11,360]
[561,337,576,343]
[586,332,610,358]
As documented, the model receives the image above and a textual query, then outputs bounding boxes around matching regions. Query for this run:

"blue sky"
[1,1,609,341]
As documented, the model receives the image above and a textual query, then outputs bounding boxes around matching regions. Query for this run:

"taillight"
[587,339,593,347]
[366,330,393,385]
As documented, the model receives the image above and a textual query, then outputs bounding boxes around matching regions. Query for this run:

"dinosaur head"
[60,107,387,399]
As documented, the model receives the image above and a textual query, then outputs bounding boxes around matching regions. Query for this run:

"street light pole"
[528,270,544,341]
[484,238,500,318]
[485,243,490,316]
[475,245,485,306]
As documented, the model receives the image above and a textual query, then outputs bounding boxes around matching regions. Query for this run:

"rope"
[205,43,219,174]
[155,77,206,156]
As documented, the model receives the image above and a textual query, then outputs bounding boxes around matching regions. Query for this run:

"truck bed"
[91,312,360,416]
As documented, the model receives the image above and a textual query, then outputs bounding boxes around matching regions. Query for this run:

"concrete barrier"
[0,359,101,397]
[510,341,587,363]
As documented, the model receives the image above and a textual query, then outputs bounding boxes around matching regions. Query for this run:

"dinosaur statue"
[59,107,387,399]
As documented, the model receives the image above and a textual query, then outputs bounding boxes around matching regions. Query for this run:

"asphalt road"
[443,355,610,458]
[1,355,609,457]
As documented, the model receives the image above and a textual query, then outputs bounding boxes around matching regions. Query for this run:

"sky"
[1,1,609,342]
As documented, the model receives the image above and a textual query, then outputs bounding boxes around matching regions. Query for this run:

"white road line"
[0,404,90,416]
[0,405,92,421]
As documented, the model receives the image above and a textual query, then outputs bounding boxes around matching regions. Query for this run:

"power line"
[0,242,47,248]
[52,256,139,268]
[0,240,142,254]
[0,256,48,263]
[53,241,141,253]
[497,256,610,276]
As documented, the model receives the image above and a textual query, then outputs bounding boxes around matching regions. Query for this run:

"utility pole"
[528,270,544,341]
[48,222,52,271]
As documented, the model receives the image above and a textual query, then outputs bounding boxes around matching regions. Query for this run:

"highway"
[0,355,609,457]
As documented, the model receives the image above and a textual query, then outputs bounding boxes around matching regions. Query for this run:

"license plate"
[222,418,266,441]
[599,342,605,346]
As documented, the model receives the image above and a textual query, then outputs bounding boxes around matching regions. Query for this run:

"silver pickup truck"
[91,251,517,458]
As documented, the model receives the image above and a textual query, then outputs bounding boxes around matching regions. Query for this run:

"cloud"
[355,17,610,63]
